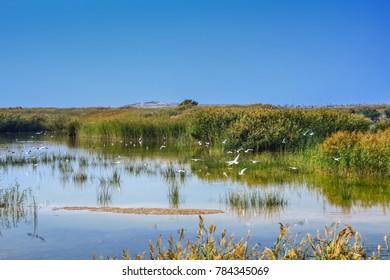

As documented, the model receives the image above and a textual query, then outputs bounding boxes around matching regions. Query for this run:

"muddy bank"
[53,206,224,215]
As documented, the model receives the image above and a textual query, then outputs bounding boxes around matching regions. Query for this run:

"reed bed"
[3,104,370,153]
[320,128,390,175]
[104,216,387,260]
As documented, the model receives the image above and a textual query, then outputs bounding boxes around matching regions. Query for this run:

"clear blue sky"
[1,0,389,108]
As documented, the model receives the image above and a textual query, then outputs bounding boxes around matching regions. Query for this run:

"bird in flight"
[238,168,247,175]
[226,154,240,166]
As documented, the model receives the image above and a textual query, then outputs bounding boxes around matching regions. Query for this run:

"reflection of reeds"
[224,189,288,218]
[340,187,352,201]
[27,199,45,242]
[72,169,88,184]
[0,182,34,231]
[96,184,112,206]
[167,185,185,209]
[96,169,121,205]
[111,169,121,185]
[98,169,121,186]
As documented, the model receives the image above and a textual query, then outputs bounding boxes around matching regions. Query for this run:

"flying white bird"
[238,168,247,175]
[303,129,314,136]
[226,154,240,166]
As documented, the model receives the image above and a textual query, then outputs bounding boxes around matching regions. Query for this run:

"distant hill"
[126,101,178,108]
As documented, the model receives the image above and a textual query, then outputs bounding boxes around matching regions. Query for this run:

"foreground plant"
[99,216,385,260]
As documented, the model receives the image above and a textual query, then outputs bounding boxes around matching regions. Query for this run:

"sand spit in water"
[53,206,224,215]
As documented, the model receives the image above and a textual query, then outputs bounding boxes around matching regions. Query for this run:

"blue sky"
[1,0,389,108]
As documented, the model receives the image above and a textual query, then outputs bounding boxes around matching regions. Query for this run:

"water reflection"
[2,134,390,213]
[160,162,187,208]
[96,169,122,206]
[27,200,45,242]
[0,182,34,235]
[307,175,390,213]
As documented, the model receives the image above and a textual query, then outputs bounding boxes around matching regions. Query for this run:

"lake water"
[0,133,389,259]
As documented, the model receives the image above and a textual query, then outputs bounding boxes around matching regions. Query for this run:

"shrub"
[384,108,390,119]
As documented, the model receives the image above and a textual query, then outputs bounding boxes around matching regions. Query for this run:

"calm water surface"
[0,134,389,259]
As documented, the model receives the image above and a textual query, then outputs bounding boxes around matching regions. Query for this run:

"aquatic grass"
[78,156,89,168]
[0,182,34,232]
[72,169,88,184]
[98,169,122,186]
[224,189,288,218]
[96,184,112,206]
[110,169,121,185]
[167,185,184,209]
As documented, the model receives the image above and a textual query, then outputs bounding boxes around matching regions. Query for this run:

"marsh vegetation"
[1,103,390,259]
[99,216,389,260]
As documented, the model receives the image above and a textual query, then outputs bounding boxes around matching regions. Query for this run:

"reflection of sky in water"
[1,138,390,259]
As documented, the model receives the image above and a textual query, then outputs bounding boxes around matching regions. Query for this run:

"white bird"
[222,139,228,144]
[226,154,240,166]
[191,158,203,162]
[244,148,253,153]
[238,168,247,175]
[303,128,314,136]
[160,145,166,150]
[250,160,259,164]
[282,138,287,144]
[289,166,299,171]
[333,157,341,161]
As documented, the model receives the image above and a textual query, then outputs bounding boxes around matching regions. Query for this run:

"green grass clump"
[224,189,288,218]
